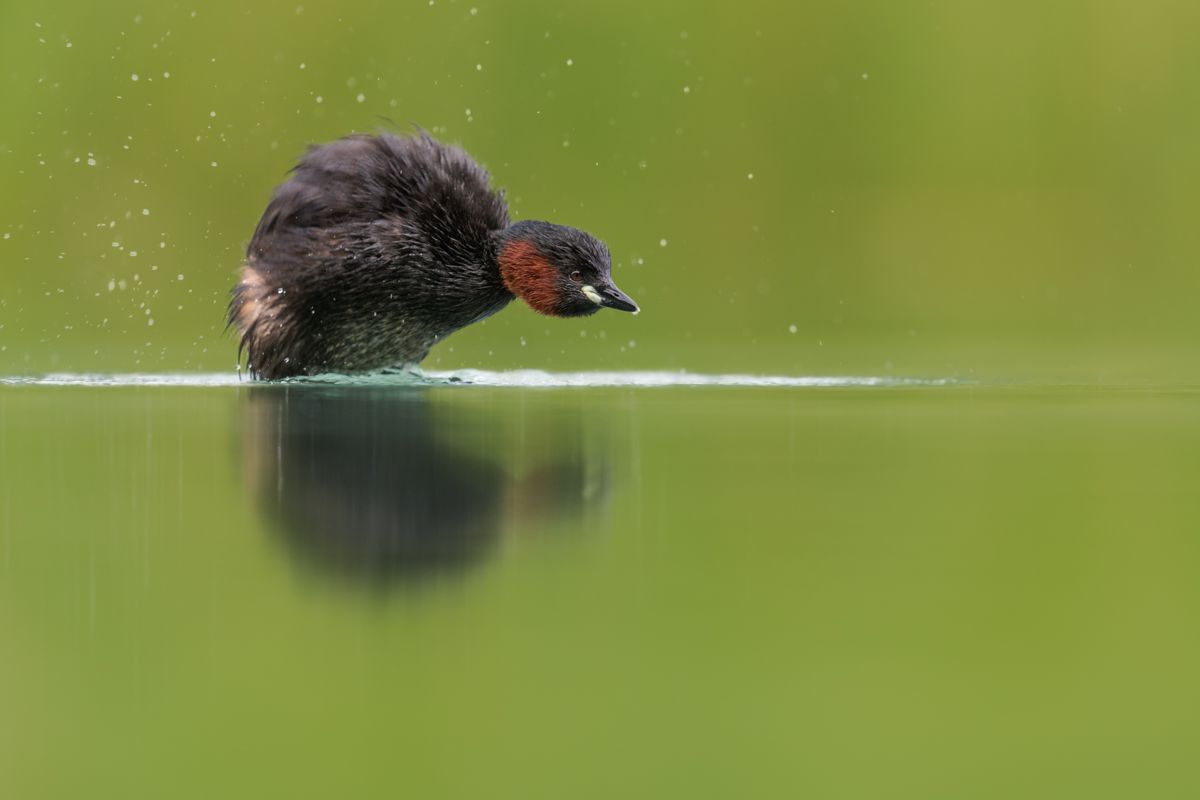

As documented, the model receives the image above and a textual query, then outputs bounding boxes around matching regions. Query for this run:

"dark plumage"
[229,131,638,379]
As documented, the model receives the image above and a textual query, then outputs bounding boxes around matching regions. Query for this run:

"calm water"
[2,379,1198,798]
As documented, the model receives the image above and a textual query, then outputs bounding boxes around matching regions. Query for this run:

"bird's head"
[496,220,639,317]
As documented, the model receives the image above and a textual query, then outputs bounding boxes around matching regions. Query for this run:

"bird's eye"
[569,270,583,283]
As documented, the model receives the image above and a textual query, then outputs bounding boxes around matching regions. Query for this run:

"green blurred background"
[3,0,1197,381]
[5,4,1200,796]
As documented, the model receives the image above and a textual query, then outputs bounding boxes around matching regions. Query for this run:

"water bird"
[229,131,639,379]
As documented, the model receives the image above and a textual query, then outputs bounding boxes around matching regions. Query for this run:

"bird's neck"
[495,237,562,316]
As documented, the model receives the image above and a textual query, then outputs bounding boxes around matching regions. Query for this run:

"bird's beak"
[597,282,640,314]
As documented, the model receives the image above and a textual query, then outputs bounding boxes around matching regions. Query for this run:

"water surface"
[2,380,1198,798]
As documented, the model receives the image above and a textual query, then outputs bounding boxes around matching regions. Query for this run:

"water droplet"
[356,92,365,103]
[131,73,139,81]
[788,324,797,334]
[659,238,668,247]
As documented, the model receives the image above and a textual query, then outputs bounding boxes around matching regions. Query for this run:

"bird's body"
[230,131,637,379]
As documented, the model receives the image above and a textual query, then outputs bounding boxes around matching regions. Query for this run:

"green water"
[3,382,1199,797]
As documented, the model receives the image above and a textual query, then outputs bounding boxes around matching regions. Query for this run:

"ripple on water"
[0,370,955,389]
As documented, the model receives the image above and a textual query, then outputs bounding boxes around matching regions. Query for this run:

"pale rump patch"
[233,265,266,332]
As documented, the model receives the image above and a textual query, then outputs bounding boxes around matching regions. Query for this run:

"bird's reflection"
[240,387,608,587]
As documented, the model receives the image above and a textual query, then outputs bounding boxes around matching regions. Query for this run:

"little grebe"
[229,131,638,379]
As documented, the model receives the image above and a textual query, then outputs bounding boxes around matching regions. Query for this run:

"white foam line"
[429,370,952,388]
[0,371,954,389]
[0,372,242,387]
